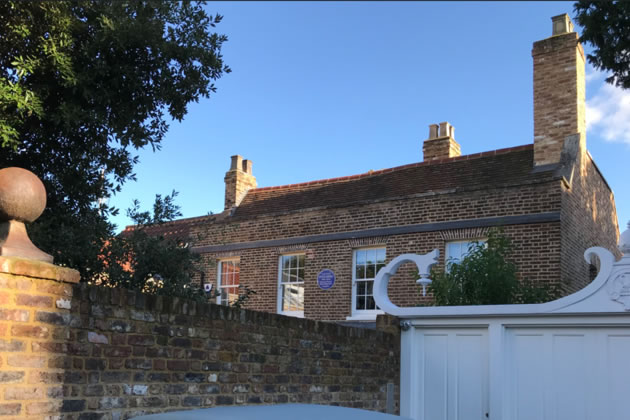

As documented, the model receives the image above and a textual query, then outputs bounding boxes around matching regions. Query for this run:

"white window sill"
[345,312,384,322]
[279,311,304,318]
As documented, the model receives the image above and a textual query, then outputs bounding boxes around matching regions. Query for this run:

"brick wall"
[200,222,562,320]
[0,256,400,420]
[194,180,564,320]
[560,153,620,294]
[422,137,461,161]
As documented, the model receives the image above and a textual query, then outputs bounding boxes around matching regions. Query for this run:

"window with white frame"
[278,254,305,316]
[217,259,240,305]
[445,240,486,268]
[352,247,386,317]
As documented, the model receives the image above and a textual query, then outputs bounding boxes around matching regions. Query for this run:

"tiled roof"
[121,213,224,241]
[232,145,557,219]
[124,144,558,236]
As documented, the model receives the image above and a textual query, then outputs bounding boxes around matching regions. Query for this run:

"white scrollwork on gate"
[608,272,630,311]
[373,223,630,317]
[373,250,439,316]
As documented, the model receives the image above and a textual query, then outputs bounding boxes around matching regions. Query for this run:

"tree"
[0,1,230,278]
[98,191,207,302]
[429,230,556,306]
[574,1,630,89]
[98,191,256,306]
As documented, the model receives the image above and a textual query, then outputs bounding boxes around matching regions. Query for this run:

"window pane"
[366,264,375,279]
[376,248,386,263]
[457,242,464,258]
[224,267,232,285]
[298,268,305,282]
[233,264,240,287]
[357,281,366,296]
[282,284,291,311]
[447,243,459,263]
[298,254,305,266]
[289,284,296,311]
[367,281,373,295]
[220,260,240,291]
[366,296,376,310]
[446,240,485,271]
[357,296,365,310]
[356,250,366,265]
[295,284,304,311]
[292,269,301,283]
[356,264,365,279]
[464,241,476,256]
[282,284,304,312]
[366,249,376,265]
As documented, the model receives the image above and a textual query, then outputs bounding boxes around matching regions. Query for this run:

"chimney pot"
[242,159,253,175]
[230,155,243,171]
[552,14,574,36]
[438,122,455,139]
[429,124,439,139]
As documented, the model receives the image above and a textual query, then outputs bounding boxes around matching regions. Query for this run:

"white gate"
[374,228,630,420]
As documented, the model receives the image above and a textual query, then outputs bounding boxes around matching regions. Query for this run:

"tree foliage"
[0,1,229,277]
[429,230,557,306]
[574,1,630,89]
[97,192,256,306]
[99,191,206,302]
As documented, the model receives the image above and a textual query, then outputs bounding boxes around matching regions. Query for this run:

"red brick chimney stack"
[422,121,461,161]
[224,155,257,210]
[532,14,586,166]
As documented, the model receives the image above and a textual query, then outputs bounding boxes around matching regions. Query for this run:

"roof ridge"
[123,213,215,231]
[253,144,533,192]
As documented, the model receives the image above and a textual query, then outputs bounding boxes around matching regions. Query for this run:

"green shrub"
[429,229,557,305]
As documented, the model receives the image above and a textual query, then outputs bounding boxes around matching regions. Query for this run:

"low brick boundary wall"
[0,256,400,419]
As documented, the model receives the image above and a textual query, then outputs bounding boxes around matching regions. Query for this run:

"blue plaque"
[317,269,336,290]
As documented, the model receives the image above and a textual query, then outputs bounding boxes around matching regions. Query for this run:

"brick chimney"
[224,155,257,210]
[422,122,461,161]
[532,14,586,166]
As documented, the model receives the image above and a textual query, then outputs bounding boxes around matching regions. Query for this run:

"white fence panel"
[374,227,630,420]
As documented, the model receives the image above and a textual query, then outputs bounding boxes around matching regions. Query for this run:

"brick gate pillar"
[0,167,81,418]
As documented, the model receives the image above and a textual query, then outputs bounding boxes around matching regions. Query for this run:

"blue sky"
[108,1,629,237]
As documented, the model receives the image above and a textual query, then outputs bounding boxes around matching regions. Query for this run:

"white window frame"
[347,246,386,321]
[216,258,240,306]
[277,253,305,318]
[445,239,486,270]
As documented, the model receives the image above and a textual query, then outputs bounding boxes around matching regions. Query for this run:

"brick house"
[130,15,619,323]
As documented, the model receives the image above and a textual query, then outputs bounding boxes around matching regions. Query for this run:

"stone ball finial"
[0,167,52,263]
[620,221,630,255]
[0,167,46,223]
